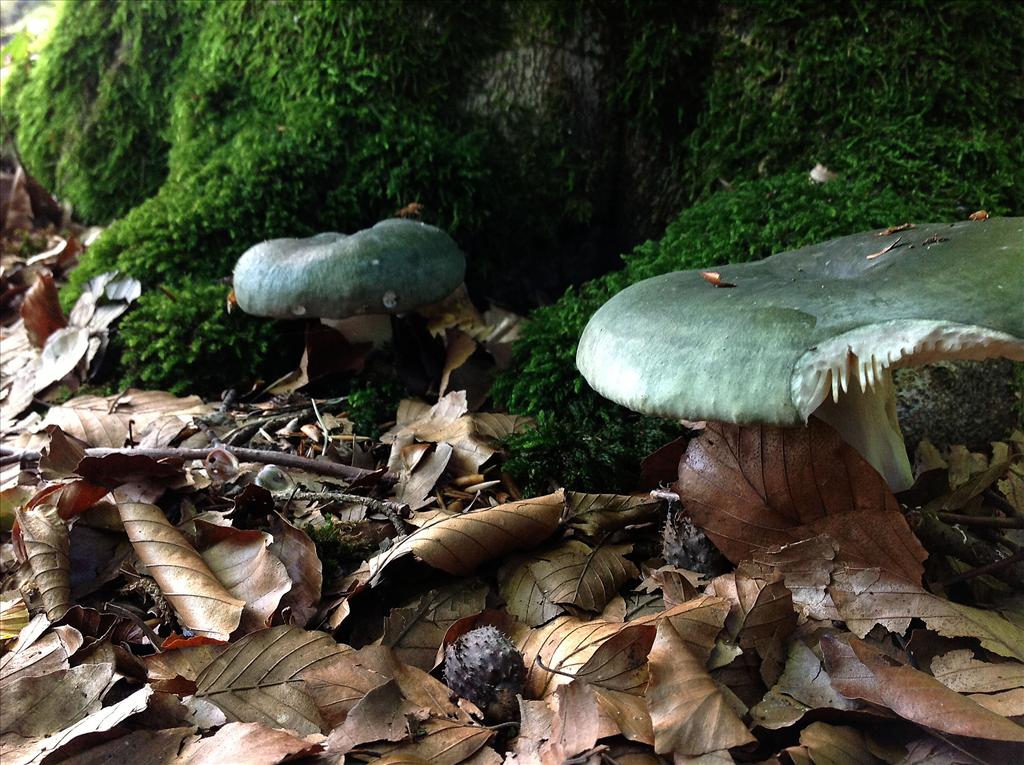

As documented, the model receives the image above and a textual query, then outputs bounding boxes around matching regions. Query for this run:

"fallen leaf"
[177,721,323,764]
[369,717,493,765]
[565,492,662,536]
[647,620,755,756]
[969,210,989,221]
[33,326,89,392]
[193,625,348,735]
[0,621,82,689]
[0,662,113,737]
[541,681,604,763]
[700,271,736,288]
[783,722,878,765]
[118,502,244,640]
[678,420,925,582]
[499,553,566,627]
[269,511,323,627]
[930,648,1024,694]
[20,271,66,348]
[199,526,292,634]
[809,163,837,184]
[380,579,488,670]
[821,634,1024,741]
[368,490,565,583]
[15,504,71,621]
[529,540,639,613]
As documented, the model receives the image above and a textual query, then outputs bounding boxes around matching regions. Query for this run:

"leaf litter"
[1,196,1023,762]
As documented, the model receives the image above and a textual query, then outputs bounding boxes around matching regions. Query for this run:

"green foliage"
[116,281,290,395]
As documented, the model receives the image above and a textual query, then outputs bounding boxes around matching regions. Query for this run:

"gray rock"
[895,359,1020,452]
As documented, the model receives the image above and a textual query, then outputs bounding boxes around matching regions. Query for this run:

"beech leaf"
[368,490,564,582]
[528,540,639,613]
[822,635,1024,742]
[118,502,244,641]
[16,504,72,621]
[193,625,349,735]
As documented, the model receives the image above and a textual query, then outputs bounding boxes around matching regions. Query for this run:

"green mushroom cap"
[577,218,1024,489]
[233,219,466,319]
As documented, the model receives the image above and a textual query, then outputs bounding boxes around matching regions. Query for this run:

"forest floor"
[1,160,1023,764]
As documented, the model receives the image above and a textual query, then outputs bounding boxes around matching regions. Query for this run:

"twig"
[941,550,1024,587]
[534,655,577,679]
[271,488,409,535]
[937,512,1024,529]
[2,445,387,482]
[650,489,680,504]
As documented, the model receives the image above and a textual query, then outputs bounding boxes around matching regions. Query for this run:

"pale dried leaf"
[16,504,72,621]
[395,442,452,510]
[647,620,755,756]
[630,596,732,663]
[750,640,858,729]
[520,616,625,699]
[0,686,152,765]
[193,625,348,735]
[0,663,113,737]
[529,540,639,612]
[326,679,414,754]
[368,490,564,582]
[822,635,1024,742]
[574,623,655,694]
[40,390,212,448]
[269,511,323,628]
[371,717,492,765]
[930,649,1024,694]
[177,721,322,764]
[783,722,878,765]
[303,649,390,729]
[499,553,565,627]
[200,527,291,634]
[541,681,603,763]
[565,492,662,536]
[34,326,89,392]
[0,622,82,689]
[380,580,488,670]
[438,330,477,395]
[119,502,243,641]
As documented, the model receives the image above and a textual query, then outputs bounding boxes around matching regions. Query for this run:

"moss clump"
[13,0,198,223]
[116,281,290,396]
[345,380,405,441]
[303,519,376,580]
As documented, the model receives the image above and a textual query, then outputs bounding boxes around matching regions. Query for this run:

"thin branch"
[941,550,1024,587]
[272,488,409,535]
[937,512,1024,529]
[2,445,388,482]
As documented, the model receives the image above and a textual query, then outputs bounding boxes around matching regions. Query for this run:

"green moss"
[14,0,199,223]
[303,518,376,580]
[116,280,291,395]
[345,380,405,440]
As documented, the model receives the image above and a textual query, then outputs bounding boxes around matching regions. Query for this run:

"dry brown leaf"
[565,492,662,536]
[0,662,113,738]
[499,553,566,627]
[0,686,153,765]
[708,566,796,654]
[380,579,488,670]
[573,623,655,693]
[303,649,390,730]
[352,644,470,721]
[326,679,415,754]
[395,442,452,509]
[0,620,82,689]
[678,420,925,582]
[629,596,732,663]
[439,329,477,396]
[368,490,565,583]
[144,643,226,691]
[647,620,756,756]
[0,596,29,640]
[269,511,323,628]
[50,727,193,765]
[16,504,72,621]
[177,721,323,764]
[193,625,348,735]
[930,649,1024,694]
[529,540,639,613]
[750,639,859,730]
[783,722,878,765]
[541,681,605,763]
[199,526,291,634]
[520,616,625,699]
[639,566,700,608]
[118,502,244,641]
[20,271,67,349]
[39,389,212,449]
[370,717,493,765]
[822,635,1024,742]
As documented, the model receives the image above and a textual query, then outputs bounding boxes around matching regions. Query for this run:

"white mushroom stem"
[321,314,393,347]
[812,366,913,491]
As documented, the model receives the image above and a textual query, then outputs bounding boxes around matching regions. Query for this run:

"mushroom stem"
[321,314,393,346]
[812,367,913,491]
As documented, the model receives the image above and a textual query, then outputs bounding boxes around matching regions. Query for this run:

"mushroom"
[233,219,466,343]
[576,218,1024,491]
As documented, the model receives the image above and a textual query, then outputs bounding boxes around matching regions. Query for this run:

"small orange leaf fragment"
[700,272,736,288]
[968,209,989,221]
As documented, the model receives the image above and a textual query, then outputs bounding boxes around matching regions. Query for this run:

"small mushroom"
[577,218,1024,491]
[233,219,466,343]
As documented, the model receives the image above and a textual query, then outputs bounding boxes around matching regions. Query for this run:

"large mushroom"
[576,218,1024,491]
[233,218,466,343]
